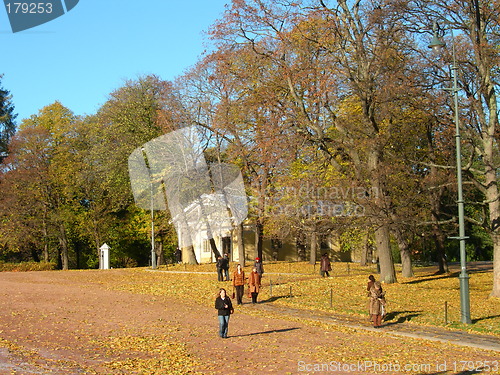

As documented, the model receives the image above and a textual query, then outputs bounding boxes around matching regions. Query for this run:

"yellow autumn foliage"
[72,261,499,337]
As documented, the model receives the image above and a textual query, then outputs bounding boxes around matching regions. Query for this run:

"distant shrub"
[0,261,57,272]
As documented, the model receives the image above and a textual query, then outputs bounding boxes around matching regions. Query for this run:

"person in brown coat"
[248,267,261,304]
[369,281,386,327]
[232,264,245,305]
[320,253,332,277]
[367,275,376,292]
[366,274,377,319]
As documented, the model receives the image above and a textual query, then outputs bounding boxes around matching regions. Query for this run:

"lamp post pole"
[150,177,156,269]
[142,147,156,270]
[450,50,471,324]
[429,22,471,324]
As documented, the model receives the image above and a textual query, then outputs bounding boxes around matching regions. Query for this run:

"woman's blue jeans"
[218,315,230,338]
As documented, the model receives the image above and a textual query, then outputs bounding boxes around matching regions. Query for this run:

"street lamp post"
[142,147,157,270]
[150,177,156,269]
[429,22,471,324]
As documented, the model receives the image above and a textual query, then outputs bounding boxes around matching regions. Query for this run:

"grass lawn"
[83,261,500,337]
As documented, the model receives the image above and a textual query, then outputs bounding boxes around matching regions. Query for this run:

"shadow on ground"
[258,296,291,303]
[472,314,500,324]
[231,327,300,338]
[383,310,423,325]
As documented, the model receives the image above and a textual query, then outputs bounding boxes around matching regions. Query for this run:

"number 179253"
[5,2,53,14]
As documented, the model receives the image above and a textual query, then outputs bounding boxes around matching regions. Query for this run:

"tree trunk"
[309,230,317,265]
[209,238,222,260]
[484,135,500,297]
[400,248,413,278]
[397,235,414,278]
[92,218,102,270]
[492,235,500,298]
[255,219,264,260]
[432,224,448,274]
[59,223,69,270]
[375,224,397,283]
[369,148,396,283]
[360,234,371,266]
[236,223,246,267]
[183,245,198,265]
[42,213,49,262]
[485,170,500,297]
[156,241,164,266]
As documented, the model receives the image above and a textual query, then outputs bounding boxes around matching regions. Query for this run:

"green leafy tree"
[92,75,172,266]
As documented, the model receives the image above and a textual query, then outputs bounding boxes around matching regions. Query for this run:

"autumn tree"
[0,125,52,262]
[206,0,438,281]
[175,48,291,262]
[0,102,80,268]
[406,0,500,296]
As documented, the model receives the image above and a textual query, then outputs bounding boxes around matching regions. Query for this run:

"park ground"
[0,262,499,374]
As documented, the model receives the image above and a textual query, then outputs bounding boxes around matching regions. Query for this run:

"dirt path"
[0,270,498,374]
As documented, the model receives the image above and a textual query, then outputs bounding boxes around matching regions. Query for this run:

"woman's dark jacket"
[215,296,233,316]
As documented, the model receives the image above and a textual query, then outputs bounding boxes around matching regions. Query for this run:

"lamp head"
[428,21,446,51]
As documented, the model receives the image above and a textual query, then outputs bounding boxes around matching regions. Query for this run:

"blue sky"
[1,0,230,123]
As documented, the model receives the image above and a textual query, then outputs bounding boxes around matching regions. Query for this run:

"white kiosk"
[100,243,110,269]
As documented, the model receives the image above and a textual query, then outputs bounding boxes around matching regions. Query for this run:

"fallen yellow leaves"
[91,334,201,374]
[65,262,500,336]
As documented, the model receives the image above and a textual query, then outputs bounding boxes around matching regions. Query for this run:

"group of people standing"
[230,257,264,304]
[215,257,264,338]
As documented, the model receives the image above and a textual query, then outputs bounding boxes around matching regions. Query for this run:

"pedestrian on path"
[254,257,264,277]
[215,288,234,338]
[369,281,386,328]
[222,253,230,281]
[366,274,377,319]
[175,247,182,264]
[248,267,261,304]
[216,256,224,282]
[320,253,332,277]
[367,275,376,292]
[232,264,246,305]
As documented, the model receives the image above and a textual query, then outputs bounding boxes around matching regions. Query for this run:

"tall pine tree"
[0,75,17,162]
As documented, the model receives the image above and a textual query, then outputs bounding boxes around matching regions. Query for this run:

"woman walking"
[369,281,386,328]
[215,288,234,338]
[248,267,261,304]
[232,264,245,305]
[366,274,376,319]
[320,253,332,277]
